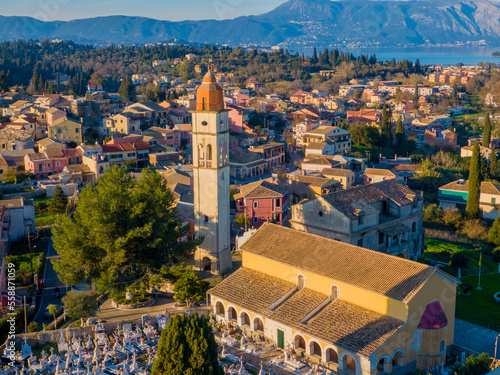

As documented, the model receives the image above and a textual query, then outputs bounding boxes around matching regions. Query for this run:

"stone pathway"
[454,319,500,357]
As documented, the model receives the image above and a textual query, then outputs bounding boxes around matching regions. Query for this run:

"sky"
[1,0,286,22]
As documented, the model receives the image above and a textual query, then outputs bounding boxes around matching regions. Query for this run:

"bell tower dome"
[196,72,224,112]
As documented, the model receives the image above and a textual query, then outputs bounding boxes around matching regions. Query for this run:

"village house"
[424,129,458,150]
[47,117,82,144]
[230,152,269,180]
[460,144,492,160]
[347,110,382,124]
[321,168,356,189]
[234,180,290,228]
[439,179,500,220]
[24,152,53,179]
[301,156,339,173]
[209,223,457,375]
[103,112,142,136]
[248,143,285,170]
[364,168,397,185]
[0,198,36,241]
[226,104,248,133]
[302,126,352,156]
[141,127,181,149]
[288,174,341,199]
[291,180,424,259]
[0,128,34,151]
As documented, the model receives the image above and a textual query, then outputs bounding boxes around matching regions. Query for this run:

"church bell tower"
[192,72,232,274]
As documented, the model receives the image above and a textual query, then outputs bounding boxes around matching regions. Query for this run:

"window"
[393,235,398,241]
[275,198,281,207]
[492,198,497,204]
[253,217,258,223]
[413,198,417,208]
[204,215,209,223]
[201,121,208,126]
[75,128,79,133]
[412,222,417,232]
[56,161,60,167]
[358,215,364,225]
[379,232,385,245]
[340,178,343,182]
[318,211,323,217]
[253,201,259,209]
[439,340,445,352]
[357,238,364,247]
[57,129,62,134]
[127,153,135,157]
[0,169,3,174]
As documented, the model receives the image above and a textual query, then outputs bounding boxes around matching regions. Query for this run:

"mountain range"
[2,0,500,49]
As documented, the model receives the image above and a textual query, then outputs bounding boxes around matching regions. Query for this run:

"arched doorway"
[215,302,225,316]
[392,350,404,367]
[294,335,306,350]
[202,257,212,271]
[310,341,322,357]
[343,354,356,372]
[377,357,388,373]
[253,318,264,332]
[326,348,338,364]
[240,312,250,327]
[228,306,237,321]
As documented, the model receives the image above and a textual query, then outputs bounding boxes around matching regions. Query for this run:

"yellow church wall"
[242,252,408,321]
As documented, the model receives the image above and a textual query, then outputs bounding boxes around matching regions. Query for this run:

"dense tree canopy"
[152,313,223,375]
[52,166,200,292]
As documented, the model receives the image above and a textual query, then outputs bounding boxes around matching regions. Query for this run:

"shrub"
[423,204,443,223]
[442,208,463,229]
[488,218,500,245]
[459,283,473,294]
[492,248,500,263]
[461,219,488,241]
[27,322,39,333]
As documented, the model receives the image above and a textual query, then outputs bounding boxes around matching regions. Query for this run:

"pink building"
[235,180,289,228]
[24,153,53,179]
[44,149,68,173]
[226,104,247,133]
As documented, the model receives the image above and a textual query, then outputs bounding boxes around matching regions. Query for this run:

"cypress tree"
[50,186,68,215]
[483,113,491,148]
[466,142,481,219]
[490,145,498,178]
[152,313,223,375]
[380,104,392,146]
[395,117,404,147]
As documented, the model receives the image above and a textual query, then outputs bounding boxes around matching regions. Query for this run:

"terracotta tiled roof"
[302,158,333,165]
[240,223,436,302]
[27,153,50,161]
[320,180,419,220]
[321,168,353,177]
[238,180,288,199]
[209,267,404,356]
[440,180,500,195]
[365,168,396,177]
[293,175,338,188]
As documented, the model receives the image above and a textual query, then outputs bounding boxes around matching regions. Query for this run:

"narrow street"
[32,240,66,328]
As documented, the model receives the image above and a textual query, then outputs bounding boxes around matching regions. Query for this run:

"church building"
[192,72,232,274]
[209,224,459,375]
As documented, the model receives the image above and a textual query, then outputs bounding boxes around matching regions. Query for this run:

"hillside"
[2,0,500,48]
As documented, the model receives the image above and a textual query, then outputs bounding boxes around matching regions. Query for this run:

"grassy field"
[34,197,56,227]
[424,238,500,330]
[456,273,500,331]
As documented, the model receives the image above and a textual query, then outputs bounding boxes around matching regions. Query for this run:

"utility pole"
[23,296,27,334]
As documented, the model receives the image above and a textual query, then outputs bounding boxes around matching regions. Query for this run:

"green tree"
[466,142,481,219]
[173,271,210,309]
[62,291,99,320]
[52,167,200,292]
[490,145,498,178]
[488,218,500,245]
[380,104,392,145]
[118,77,135,102]
[492,249,500,273]
[50,186,68,215]
[48,304,58,329]
[152,313,223,375]
[482,113,491,148]
[455,353,492,375]
[395,117,404,147]
[450,252,469,270]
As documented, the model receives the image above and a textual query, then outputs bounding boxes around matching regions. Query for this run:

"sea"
[347,46,500,66]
